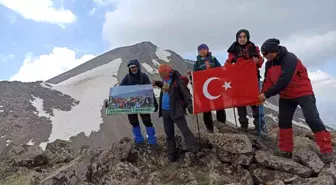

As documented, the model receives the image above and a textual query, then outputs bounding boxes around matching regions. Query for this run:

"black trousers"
[278,95,325,133]
[203,109,226,131]
[127,114,153,127]
[162,110,199,159]
[237,105,259,125]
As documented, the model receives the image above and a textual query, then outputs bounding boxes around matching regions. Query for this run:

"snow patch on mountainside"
[142,63,158,74]
[264,101,279,112]
[212,108,254,128]
[26,139,35,146]
[152,59,160,66]
[30,96,50,118]
[265,113,310,130]
[40,82,52,89]
[46,58,123,144]
[155,47,171,62]
[0,105,3,113]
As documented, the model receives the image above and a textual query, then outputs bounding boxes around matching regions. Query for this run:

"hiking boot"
[273,147,292,158]
[145,126,157,145]
[321,152,334,163]
[240,124,248,132]
[206,129,214,133]
[132,126,145,145]
[134,142,145,148]
[168,153,178,163]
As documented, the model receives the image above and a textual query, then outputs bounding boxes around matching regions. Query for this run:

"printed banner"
[106,84,155,115]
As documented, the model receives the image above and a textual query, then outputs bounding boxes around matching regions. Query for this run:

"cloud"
[93,0,116,6]
[102,0,336,67]
[280,31,336,66]
[308,70,336,101]
[10,47,95,82]
[0,54,15,63]
[0,0,76,25]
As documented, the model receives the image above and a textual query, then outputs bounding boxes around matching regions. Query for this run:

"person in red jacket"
[258,38,333,163]
[226,29,265,131]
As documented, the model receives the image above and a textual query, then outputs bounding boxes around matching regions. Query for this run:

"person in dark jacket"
[153,63,199,163]
[118,59,158,147]
[192,44,227,133]
[258,38,333,163]
[226,29,265,131]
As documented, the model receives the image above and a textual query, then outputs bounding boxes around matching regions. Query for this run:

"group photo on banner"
[106,84,156,115]
[103,29,334,164]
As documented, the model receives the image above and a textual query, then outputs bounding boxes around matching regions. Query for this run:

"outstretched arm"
[264,54,298,98]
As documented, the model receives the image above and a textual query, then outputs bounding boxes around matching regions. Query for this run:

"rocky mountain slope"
[0,122,335,185]
[0,41,335,184]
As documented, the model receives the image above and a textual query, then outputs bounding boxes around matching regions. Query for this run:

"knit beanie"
[261,38,280,53]
[236,29,250,41]
[197,44,209,52]
[158,63,172,74]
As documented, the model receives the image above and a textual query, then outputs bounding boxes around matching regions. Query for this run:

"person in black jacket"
[153,63,199,163]
[118,59,158,146]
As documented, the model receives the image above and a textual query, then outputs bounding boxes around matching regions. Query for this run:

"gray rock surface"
[294,147,324,173]
[255,150,313,177]
[0,125,335,185]
[207,133,253,154]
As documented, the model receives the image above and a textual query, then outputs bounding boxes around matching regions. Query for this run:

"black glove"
[154,104,158,112]
[153,94,158,112]
[187,105,193,115]
[104,99,108,108]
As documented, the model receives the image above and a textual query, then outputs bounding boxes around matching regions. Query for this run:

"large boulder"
[44,139,74,164]
[216,148,253,166]
[251,167,298,184]
[40,155,91,185]
[99,162,144,185]
[207,133,253,154]
[0,144,48,168]
[0,167,42,185]
[293,147,324,173]
[292,175,334,185]
[88,138,133,183]
[255,150,313,178]
[319,161,336,182]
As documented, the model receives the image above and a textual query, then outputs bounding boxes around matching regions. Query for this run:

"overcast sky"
[0,0,335,127]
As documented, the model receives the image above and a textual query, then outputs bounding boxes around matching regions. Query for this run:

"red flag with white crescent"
[192,60,260,114]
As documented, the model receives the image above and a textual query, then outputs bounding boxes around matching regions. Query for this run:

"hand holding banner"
[106,84,156,115]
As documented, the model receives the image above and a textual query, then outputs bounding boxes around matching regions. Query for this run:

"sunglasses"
[262,52,268,56]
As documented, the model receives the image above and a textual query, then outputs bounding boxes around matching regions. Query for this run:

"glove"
[187,105,193,115]
[154,104,158,112]
[104,99,108,108]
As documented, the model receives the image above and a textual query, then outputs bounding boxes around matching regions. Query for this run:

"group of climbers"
[105,29,334,164]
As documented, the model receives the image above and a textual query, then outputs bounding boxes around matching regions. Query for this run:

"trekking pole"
[195,115,201,139]
[189,72,201,139]
[233,107,238,128]
[258,81,267,137]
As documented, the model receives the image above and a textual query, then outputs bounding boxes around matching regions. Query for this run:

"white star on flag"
[223,81,232,91]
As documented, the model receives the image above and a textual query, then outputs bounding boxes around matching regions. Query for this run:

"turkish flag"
[192,60,260,114]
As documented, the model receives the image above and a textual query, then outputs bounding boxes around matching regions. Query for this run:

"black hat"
[261,38,280,53]
[236,29,250,41]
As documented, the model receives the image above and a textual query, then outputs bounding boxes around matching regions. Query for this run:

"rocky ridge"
[0,122,335,185]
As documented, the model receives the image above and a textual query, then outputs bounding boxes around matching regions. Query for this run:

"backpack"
[180,76,190,91]
[196,56,216,69]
